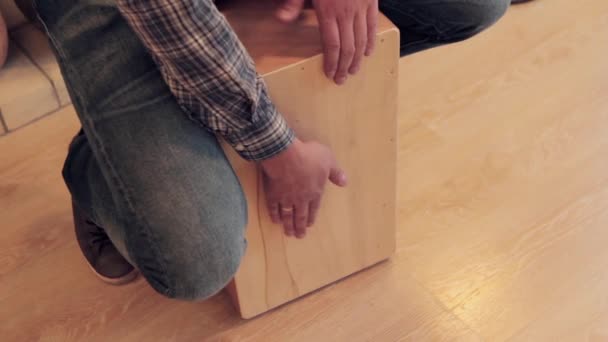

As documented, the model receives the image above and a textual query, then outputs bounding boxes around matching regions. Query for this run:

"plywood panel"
[223,15,399,317]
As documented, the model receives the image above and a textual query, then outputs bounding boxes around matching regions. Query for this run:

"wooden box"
[222,2,399,319]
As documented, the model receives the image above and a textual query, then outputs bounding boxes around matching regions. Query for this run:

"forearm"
[117,0,294,161]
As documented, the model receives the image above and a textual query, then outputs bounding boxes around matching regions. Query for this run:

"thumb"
[276,0,305,23]
[328,160,348,187]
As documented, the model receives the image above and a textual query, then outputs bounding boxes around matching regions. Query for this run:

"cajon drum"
[221,1,399,319]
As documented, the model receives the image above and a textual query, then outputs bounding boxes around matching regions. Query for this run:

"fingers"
[334,16,355,85]
[264,141,348,239]
[327,152,348,186]
[318,3,377,84]
[349,12,367,75]
[294,202,310,238]
[280,204,295,237]
[268,201,281,224]
[308,197,321,226]
[329,167,347,187]
[277,0,306,22]
[280,202,311,239]
[365,0,378,56]
[319,17,341,80]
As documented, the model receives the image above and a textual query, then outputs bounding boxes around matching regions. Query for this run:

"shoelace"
[86,220,113,255]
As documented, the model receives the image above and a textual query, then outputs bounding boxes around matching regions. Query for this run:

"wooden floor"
[2,0,608,340]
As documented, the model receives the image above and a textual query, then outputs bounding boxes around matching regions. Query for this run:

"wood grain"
[2,0,608,340]
[397,0,608,340]
[222,11,399,317]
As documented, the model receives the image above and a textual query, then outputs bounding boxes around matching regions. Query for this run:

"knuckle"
[342,46,355,56]
[267,195,281,203]
[326,42,341,52]
[338,6,354,17]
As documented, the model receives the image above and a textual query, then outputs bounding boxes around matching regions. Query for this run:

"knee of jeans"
[138,204,247,301]
[142,224,246,301]
[464,0,510,37]
[168,243,244,301]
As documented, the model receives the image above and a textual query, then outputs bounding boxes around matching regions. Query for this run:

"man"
[34,0,509,299]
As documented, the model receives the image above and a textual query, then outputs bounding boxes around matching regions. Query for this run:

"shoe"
[511,0,535,4]
[72,201,138,285]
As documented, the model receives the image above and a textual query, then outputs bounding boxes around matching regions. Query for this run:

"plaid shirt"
[117,0,294,161]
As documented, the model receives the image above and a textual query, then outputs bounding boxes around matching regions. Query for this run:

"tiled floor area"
[0,22,70,135]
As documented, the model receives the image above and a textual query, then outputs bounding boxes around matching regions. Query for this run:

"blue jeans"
[35,0,508,300]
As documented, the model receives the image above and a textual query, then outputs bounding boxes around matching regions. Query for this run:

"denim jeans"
[35,0,508,300]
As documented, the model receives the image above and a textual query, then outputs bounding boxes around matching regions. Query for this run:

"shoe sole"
[87,264,139,285]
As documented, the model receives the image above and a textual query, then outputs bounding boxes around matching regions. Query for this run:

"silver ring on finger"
[281,207,293,213]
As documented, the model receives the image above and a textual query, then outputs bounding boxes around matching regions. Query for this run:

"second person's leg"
[380,0,510,56]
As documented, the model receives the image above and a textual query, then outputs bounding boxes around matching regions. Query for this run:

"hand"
[277,0,379,85]
[260,138,347,238]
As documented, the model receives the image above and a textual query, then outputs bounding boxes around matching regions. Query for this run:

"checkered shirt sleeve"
[117,0,295,161]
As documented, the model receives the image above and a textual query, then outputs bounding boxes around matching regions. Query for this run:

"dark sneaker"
[72,201,138,285]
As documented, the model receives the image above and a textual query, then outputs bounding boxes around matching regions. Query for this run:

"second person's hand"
[277,0,379,85]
